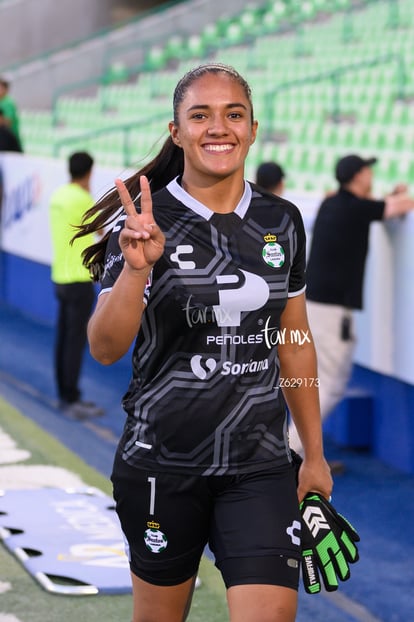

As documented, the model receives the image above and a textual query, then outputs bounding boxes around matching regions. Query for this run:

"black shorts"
[111,453,301,589]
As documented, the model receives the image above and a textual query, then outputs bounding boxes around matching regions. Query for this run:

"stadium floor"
[0,301,413,622]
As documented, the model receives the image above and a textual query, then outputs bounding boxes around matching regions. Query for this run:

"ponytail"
[73,136,184,281]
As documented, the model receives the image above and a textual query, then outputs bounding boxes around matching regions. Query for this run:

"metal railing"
[52,112,169,167]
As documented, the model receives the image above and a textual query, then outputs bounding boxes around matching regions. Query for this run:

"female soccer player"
[75,63,332,622]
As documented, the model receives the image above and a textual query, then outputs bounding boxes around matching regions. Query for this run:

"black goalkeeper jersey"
[102,178,307,475]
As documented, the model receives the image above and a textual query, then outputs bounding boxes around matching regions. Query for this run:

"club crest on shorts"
[144,520,168,553]
[262,233,285,268]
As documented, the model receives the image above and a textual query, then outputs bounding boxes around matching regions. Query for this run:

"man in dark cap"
[288,153,414,466]
[255,161,285,195]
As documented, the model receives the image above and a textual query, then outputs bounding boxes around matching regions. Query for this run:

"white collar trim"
[166,177,252,220]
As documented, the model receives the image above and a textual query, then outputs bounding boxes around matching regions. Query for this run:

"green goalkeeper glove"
[300,492,360,594]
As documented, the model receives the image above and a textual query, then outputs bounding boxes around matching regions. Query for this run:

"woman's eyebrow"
[186,102,248,113]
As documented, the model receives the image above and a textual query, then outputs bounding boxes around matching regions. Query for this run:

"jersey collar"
[166,177,252,220]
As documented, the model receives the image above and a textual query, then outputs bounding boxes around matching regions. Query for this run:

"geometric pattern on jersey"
[102,178,307,475]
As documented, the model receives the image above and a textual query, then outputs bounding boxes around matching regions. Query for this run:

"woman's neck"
[181,173,245,213]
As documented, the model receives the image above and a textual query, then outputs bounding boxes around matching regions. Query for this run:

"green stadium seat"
[16,0,414,193]
[200,22,220,51]
[164,35,186,61]
[102,62,129,85]
[143,45,169,71]
[186,34,206,59]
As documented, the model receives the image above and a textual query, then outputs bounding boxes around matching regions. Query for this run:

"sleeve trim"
[98,287,112,296]
[288,285,307,298]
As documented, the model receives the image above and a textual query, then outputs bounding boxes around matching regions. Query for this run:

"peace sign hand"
[116,175,165,271]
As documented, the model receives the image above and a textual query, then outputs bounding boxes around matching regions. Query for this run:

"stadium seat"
[102,62,129,85]
[143,45,169,71]
[16,0,414,194]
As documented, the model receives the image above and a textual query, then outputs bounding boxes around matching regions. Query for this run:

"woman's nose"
[206,115,228,134]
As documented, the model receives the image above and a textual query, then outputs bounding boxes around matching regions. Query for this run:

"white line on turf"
[0,582,12,594]
[0,430,31,465]
[0,424,86,490]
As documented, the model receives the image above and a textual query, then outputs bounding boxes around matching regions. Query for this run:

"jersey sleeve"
[287,203,307,297]
[99,214,152,303]
[99,215,125,294]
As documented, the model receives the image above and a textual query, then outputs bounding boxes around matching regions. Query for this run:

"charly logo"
[170,245,196,269]
[144,520,168,553]
[286,519,301,546]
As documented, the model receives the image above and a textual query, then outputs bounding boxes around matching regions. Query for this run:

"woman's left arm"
[278,293,332,501]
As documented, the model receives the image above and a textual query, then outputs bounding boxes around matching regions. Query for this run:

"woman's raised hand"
[116,175,165,271]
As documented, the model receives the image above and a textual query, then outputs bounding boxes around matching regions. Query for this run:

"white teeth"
[205,144,232,152]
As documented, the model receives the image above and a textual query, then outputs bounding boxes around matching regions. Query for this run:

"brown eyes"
[190,111,244,120]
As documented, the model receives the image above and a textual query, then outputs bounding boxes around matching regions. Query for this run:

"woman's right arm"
[88,266,150,365]
[88,176,165,365]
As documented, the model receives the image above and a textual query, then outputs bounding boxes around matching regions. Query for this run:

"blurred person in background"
[256,160,286,196]
[49,151,104,421]
[0,107,21,227]
[288,154,414,470]
[0,166,3,227]
[0,108,23,152]
[0,78,23,151]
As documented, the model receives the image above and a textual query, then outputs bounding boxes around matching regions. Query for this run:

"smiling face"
[169,69,258,187]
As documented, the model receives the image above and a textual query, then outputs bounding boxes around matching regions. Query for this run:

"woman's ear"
[250,120,259,145]
[169,121,181,147]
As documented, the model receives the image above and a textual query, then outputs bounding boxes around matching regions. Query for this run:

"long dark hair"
[73,63,254,281]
